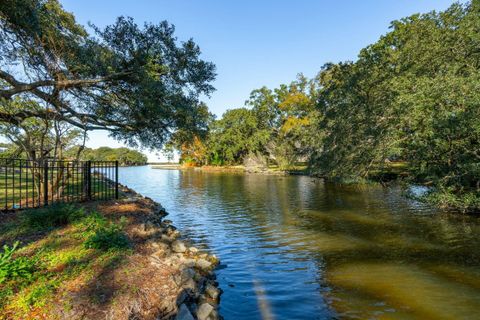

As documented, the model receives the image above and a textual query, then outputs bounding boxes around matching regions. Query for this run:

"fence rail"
[0,159,119,211]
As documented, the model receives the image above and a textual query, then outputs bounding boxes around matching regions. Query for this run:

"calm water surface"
[119,166,480,320]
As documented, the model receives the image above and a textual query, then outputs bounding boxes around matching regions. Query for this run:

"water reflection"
[119,167,480,320]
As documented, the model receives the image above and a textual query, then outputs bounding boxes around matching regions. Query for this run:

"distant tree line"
[86,147,147,166]
[0,143,148,166]
[174,1,480,212]
[67,146,148,166]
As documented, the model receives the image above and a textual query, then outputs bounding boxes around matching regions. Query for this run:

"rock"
[150,241,170,252]
[205,283,220,301]
[182,258,196,268]
[173,268,196,286]
[198,294,208,305]
[161,234,174,243]
[176,290,189,306]
[193,272,205,282]
[150,243,171,259]
[208,309,220,320]
[182,278,197,292]
[196,258,212,270]
[170,230,181,239]
[145,220,156,230]
[158,207,168,217]
[189,246,199,254]
[176,304,194,320]
[182,268,195,281]
[172,240,187,253]
[196,303,214,320]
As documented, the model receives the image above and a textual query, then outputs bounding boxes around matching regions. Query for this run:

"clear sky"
[60,0,462,161]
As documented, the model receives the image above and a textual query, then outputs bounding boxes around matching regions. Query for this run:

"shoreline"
[151,164,303,176]
[147,165,479,214]
[116,183,224,320]
[0,183,223,320]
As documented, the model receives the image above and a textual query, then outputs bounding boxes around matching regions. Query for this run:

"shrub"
[423,188,480,213]
[84,218,130,250]
[0,242,37,284]
[22,204,85,230]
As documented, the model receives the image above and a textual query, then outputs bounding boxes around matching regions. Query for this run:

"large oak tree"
[0,0,216,149]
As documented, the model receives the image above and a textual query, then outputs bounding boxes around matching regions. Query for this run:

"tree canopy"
[178,1,480,212]
[312,0,480,210]
[0,0,216,149]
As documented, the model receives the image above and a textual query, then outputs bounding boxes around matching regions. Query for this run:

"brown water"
[119,167,480,320]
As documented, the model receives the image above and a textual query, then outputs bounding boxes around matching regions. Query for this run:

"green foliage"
[15,277,57,311]
[0,0,216,149]
[68,146,148,165]
[193,75,320,168]
[22,204,85,230]
[209,152,224,166]
[308,1,480,211]
[178,1,480,212]
[83,216,130,250]
[207,108,271,165]
[0,205,130,315]
[423,188,480,213]
[0,242,37,284]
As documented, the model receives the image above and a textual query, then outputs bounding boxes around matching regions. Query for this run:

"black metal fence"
[0,159,119,211]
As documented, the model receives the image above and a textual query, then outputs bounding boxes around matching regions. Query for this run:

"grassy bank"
[0,194,221,319]
[0,172,116,210]
[0,203,131,318]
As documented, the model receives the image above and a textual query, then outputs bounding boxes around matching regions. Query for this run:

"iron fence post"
[87,161,92,200]
[115,160,119,199]
[43,160,48,206]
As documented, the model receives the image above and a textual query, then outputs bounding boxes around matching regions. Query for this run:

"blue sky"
[60,0,461,161]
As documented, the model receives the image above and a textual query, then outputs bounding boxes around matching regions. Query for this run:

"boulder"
[176,304,194,320]
[182,258,196,268]
[196,303,214,320]
[196,258,212,270]
[189,246,199,254]
[172,240,187,253]
[182,278,197,292]
[205,283,220,301]
[180,268,195,283]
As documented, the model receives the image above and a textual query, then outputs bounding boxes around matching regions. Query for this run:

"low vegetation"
[0,203,131,318]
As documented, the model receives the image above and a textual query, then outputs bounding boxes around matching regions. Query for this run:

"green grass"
[0,171,116,210]
[0,204,130,319]
[21,203,86,230]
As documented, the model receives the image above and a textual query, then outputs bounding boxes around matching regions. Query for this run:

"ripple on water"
[119,167,480,320]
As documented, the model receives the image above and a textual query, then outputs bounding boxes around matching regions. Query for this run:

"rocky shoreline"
[118,184,223,320]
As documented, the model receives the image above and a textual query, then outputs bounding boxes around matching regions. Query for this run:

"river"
[118,166,480,320]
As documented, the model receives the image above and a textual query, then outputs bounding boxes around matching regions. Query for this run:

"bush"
[423,188,480,213]
[0,242,37,284]
[84,217,130,250]
[22,204,85,230]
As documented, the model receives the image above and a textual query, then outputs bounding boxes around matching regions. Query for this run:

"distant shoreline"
[150,164,307,176]
[150,163,182,170]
